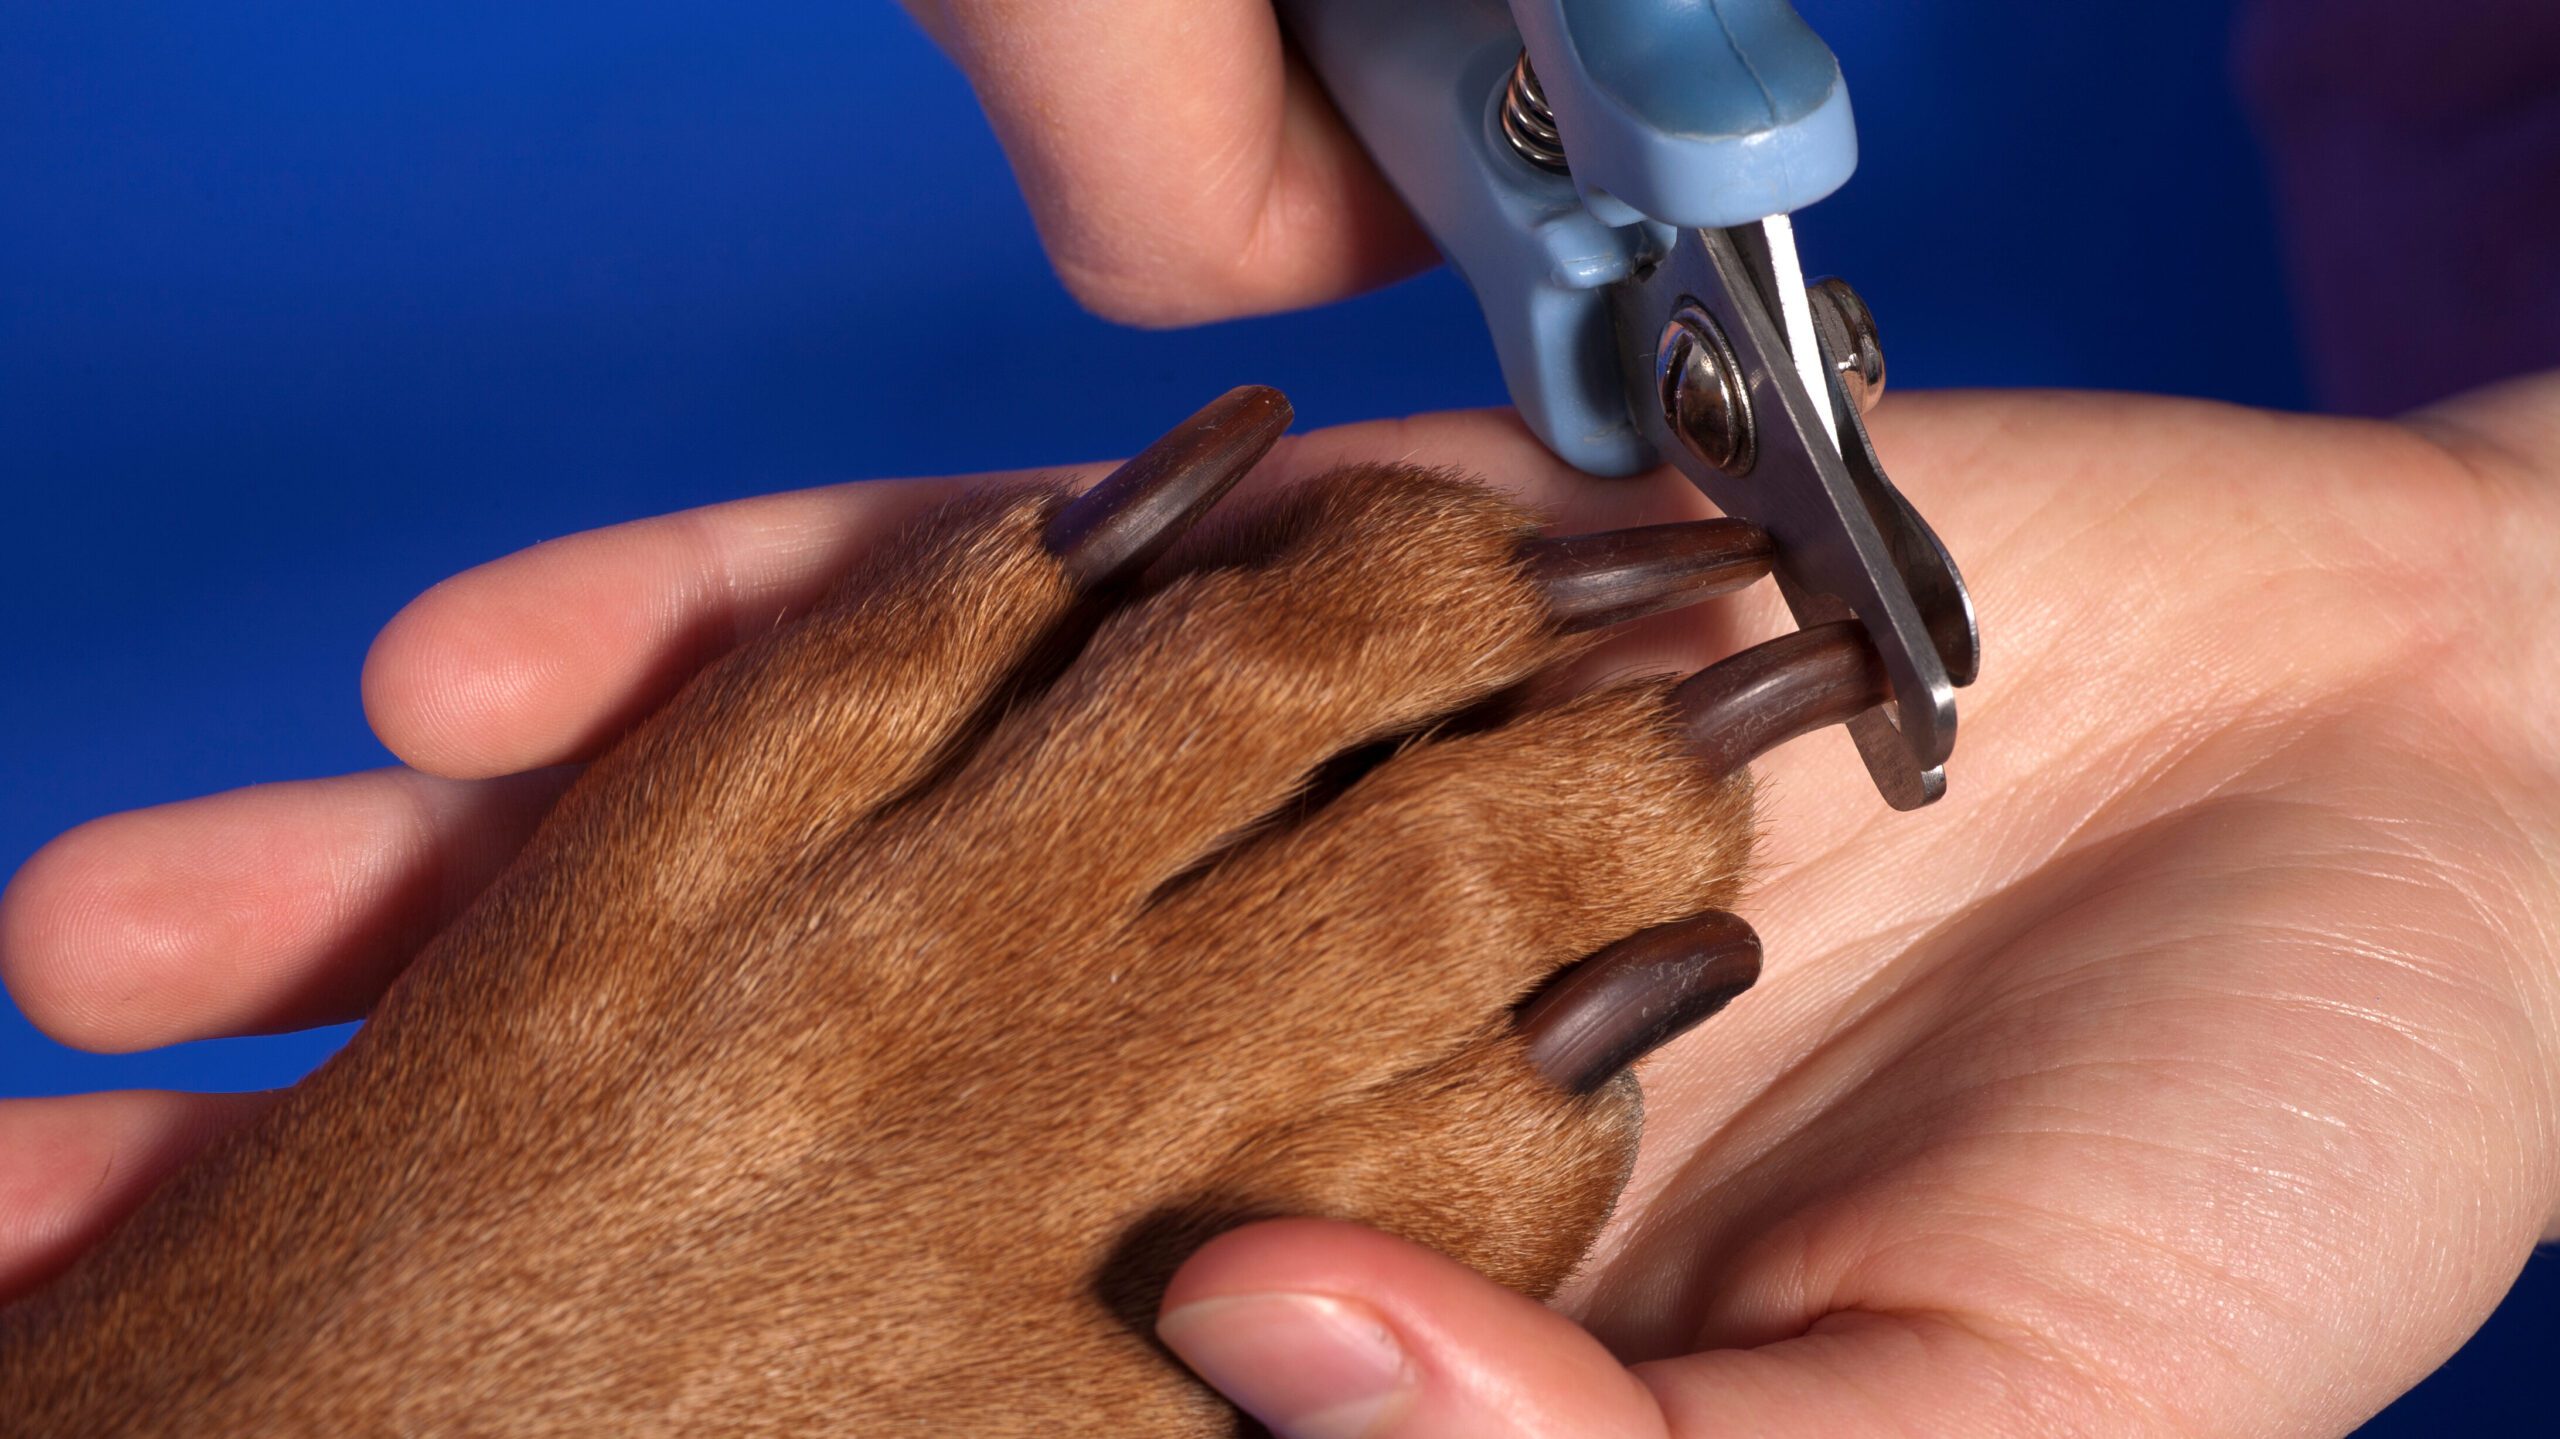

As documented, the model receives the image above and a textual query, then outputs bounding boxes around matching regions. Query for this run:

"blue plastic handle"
[1518,0,1858,229]
[1276,0,1859,475]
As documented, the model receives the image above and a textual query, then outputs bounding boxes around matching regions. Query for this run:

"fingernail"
[1158,1292,1416,1439]
[1518,911,1764,1094]
[1044,385,1293,591]
[1521,518,1773,633]
[1673,620,1890,777]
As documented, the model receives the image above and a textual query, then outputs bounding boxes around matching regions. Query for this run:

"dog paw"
[5,388,1891,1436]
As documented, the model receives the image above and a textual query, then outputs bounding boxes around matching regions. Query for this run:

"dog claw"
[1519,912,1763,1094]
[1675,621,1890,778]
[1043,386,1293,591]
[1524,519,1774,633]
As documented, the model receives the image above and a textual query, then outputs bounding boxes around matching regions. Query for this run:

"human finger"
[903,0,1435,326]
[0,1090,270,1300]
[0,767,569,1052]
[1160,1218,1671,1439]
[1163,1218,2139,1439]
[362,412,1720,784]
[361,476,969,780]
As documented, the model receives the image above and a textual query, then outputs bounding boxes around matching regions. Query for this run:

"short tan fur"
[0,460,1759,1436]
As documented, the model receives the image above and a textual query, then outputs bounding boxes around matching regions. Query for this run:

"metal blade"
[1610,225,1960,809]
[1758,215,1841,457]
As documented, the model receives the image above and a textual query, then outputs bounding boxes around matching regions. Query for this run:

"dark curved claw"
[1519,911,1764,1095]
[1043,386,1293,591]
[1675,621,1889,779]
[1523,518,1773,633]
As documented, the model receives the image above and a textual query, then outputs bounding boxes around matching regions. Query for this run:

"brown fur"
[0,466,1753,1435]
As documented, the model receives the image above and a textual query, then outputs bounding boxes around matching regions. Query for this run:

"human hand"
[7,382,2560,1435]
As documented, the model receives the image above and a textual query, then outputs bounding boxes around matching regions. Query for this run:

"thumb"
[1156,1218,1670,1438]
[1161,1219,2159,1438]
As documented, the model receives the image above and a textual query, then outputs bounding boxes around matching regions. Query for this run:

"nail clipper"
[1279,0,1980,809]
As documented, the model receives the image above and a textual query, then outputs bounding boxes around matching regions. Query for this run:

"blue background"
[0,2,2546,1427]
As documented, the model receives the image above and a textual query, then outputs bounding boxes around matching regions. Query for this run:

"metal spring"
[1499,50,1569,174]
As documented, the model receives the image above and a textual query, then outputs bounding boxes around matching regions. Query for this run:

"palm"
[5,388,2557,1433]
[1563,389,2560,1427]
